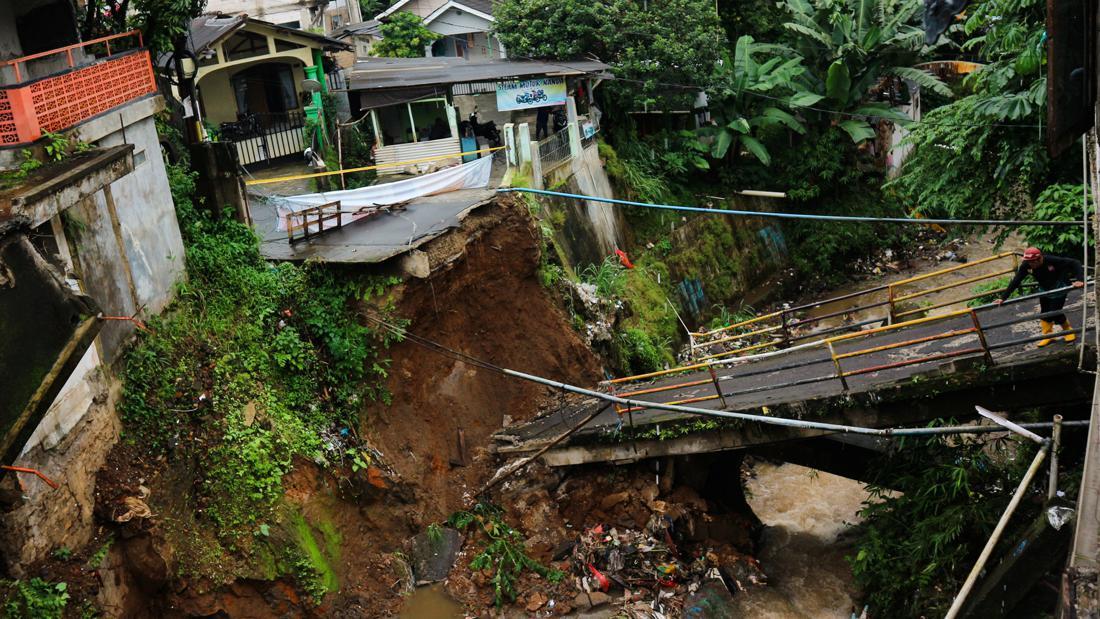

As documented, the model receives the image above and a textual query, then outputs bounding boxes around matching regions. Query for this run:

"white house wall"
[428,7,491,35]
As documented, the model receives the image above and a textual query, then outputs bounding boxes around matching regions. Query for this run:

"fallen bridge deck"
[496,289,1096,465]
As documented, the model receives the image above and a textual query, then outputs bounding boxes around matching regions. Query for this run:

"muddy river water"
[730,461,870,618]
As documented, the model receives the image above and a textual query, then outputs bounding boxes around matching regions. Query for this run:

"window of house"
[231,64,299,116]
[224,31,269,62]
[274,38,303,53]
[332,15,344,29]
[16,2,79,56]
[373,98,451,145]
[409,99,451,141]
[374,104,415,145]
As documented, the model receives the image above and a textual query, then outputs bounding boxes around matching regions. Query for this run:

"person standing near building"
[995,247,1085,346]
[536,106,550,140]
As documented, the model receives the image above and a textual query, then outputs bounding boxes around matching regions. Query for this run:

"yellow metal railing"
[688,251,1019,364]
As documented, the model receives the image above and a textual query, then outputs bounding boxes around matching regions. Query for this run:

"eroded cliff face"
[16,195,600,617]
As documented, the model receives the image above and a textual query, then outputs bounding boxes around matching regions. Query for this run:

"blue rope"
[498,187,1082,227]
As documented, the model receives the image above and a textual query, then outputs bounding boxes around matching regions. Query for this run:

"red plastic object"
[615,249,635,269]
[587,563,610,592]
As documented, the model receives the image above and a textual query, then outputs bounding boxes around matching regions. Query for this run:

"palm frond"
[889,66,954,97]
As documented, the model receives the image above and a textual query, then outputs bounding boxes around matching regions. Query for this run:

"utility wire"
[499,187,1082,227]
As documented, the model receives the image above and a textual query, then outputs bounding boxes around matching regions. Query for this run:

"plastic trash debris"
[1048,505,1076,530]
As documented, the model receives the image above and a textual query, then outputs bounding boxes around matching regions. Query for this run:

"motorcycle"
[515,89,548,105]
[459,111,501,147]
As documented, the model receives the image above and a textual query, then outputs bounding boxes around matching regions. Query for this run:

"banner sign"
[495,77,567,111]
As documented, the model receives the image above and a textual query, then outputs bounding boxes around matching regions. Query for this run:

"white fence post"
[530,140,544,189]
[566,98,582,162]
[517,122,532,166]
[502,122,517,167]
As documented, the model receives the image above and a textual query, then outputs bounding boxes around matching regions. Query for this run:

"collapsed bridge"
[494,253,1096,466]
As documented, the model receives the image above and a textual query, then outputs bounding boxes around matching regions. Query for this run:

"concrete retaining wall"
[1,95,185,571]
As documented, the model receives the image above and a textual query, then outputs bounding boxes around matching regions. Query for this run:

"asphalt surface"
[501,289,1094,447]
[250,189,495,263]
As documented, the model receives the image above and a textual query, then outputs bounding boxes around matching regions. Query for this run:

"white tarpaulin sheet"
[275,156,493,231]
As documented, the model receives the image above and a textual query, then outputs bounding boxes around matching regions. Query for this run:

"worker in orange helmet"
[994,247,1085,346]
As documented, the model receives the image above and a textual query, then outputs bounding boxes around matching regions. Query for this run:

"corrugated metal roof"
[349,57,610,91]
[184,13,350,55]
[335,20,383,39]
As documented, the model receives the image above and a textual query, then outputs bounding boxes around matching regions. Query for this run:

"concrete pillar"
[517,122,532,165]
[568,122,582,161]
[502,122,517,167]
[446,104,459,142]
[529,140,544,189]
[566,97,582,161]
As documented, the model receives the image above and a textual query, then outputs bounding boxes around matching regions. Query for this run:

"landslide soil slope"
[84,196,602,617]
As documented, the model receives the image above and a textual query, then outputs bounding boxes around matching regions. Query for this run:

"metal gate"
[220,111,307,167]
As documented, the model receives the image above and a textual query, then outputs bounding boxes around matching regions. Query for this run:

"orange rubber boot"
[1037,320,1053,347]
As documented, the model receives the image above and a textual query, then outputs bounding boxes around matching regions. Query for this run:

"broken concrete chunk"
[405,527,464,584]
[572,590,611,609]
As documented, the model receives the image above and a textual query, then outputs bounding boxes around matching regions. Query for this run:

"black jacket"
[1001,254,1084,300]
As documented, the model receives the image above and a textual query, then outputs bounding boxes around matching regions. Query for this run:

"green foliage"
[614,327,666,374]
[1027,184,1094,257]
[1,579,69,619]
[335,122,378,189]
[50,547,73,561]
[968,276,1016,307]
[698,35,807,166]
[887,95,1047,223]
[44,131,73,162]
[358,0,388,19]
[888,0,1068,226]
[78,0,207,55]
[0,150,44,190]
[493,0,724,109]
[426,523,444,548]
[580,256,627,298]
[849,428,1036,616]
[448,504,563,607]
[372,12,441,58]
[765,126,907,287]
[290,554,328,605]
[599,139,672,205]
[87,538,114,570]
[718,0,786,42]
[120,126,401,546]
[134,0,209,55]
[708,303,756,331]
[775,0,946,142]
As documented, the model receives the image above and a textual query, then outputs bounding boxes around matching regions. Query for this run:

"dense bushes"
[121,123,401,550]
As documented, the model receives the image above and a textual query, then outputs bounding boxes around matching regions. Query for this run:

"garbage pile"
[562,517,766,618]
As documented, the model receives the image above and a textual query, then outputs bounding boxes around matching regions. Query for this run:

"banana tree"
[698,35,807,166]
[779,0,951,142]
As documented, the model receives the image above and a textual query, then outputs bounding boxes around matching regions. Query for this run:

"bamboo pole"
[1050,415,1064,501]
[944,443,1049,619]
